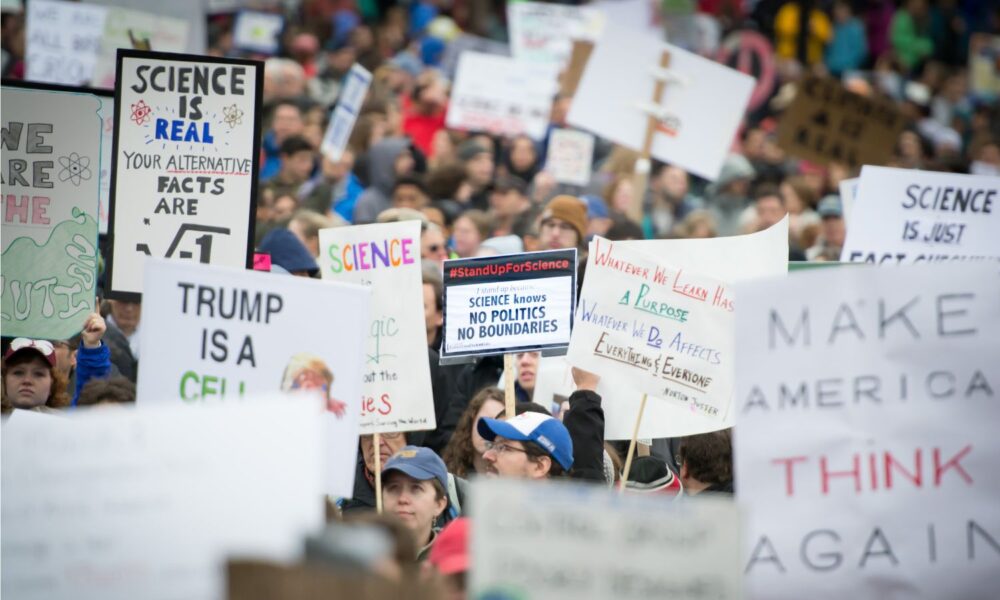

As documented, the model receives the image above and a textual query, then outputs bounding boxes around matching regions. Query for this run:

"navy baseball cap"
[477,412,574,471]
[382,446,449,491]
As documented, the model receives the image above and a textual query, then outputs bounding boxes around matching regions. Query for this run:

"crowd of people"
[2,0,999,597]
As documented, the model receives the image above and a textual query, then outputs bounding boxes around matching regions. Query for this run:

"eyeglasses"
[484,441,528,455]
[8,338,54,356]
[361,431,404,442]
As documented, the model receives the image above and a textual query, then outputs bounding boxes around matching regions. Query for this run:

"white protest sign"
[568,237,735,420]
[568,20,754,181]
[545,128,595,186]
[91,7,190,89]
[591,0,663,37]
[317,221,435,433]
[1,397,325,600]
[1,84,102,340]
[25,0,106,85]
[507,1,604,69]
[600,217,789,439]
[87,0,207,56]
[232,10,285,55]
[734,263,1000,599]
[107,51,262,300]
[446,52,555,141]
[841,166,1000,264]
[441,250,577,361]
[320,63,373,162]
[471,478,742,600]
[838,176,858,223]
[136,259,369,496]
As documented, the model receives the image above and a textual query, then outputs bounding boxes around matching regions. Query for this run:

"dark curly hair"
[677,429,733,486]
[2,352,70,412]
[441,387,505,477]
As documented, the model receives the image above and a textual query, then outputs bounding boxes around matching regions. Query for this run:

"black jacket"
[563,390,605,482]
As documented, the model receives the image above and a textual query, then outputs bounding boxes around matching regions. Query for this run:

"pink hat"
[429,517,469,576]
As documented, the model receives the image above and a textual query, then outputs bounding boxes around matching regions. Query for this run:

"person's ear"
[680,462,689,481]
[531,455,552,479]
[435,495,448,518]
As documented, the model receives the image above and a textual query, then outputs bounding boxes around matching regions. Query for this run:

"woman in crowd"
[442,387,505,477]
[381,446,451,560]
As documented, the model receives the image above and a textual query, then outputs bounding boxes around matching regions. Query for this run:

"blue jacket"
[825,18,868,76]
[72,342,112,406]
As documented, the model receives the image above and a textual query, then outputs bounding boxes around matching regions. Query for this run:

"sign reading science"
[106,50,263,300]
[441,250,577,363]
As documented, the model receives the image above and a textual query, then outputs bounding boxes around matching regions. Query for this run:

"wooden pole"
[373,432,383,514]
[503,353,516,419]
[628,51,672,226]
[619,394,648,493]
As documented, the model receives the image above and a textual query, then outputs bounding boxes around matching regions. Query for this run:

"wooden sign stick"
[619,393,649,493]
[628,50,672,226]
[374,432,383,514]
[504,353,516,418]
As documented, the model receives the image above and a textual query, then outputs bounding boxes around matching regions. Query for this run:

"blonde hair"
[280,354,333,391]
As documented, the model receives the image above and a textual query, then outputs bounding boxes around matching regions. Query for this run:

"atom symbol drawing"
[223,104,244,129]
[57,153,92,186]
[131,100,153,125]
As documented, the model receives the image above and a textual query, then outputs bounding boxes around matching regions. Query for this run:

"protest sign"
[320,63,373,162]
[545,128,595,186]
[90,7,190,89]
[439,34,510,79]
[777,76,906,170]
[97,94,115,233]
[25,0,106,85]
[441,249,577,362]
[446,52,555,141]
[734,263,1000,599]
[233,10,285,55]
[87,0,207,56]
[317,221,435,433]
[969,34,1000,100]
[1,397,326,600]
[567,237,735,420]
[106,50,262,300]
[598,217,789,439]
[590,0,662,37]
[136,259,370,496]
[1,83,103,340]
[507,1,604,70]
[841,166,1000,264]
[838,176,858,223]
[471,478,742,600]
[568,20,754,181]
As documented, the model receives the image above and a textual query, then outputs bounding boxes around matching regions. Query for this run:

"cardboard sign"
[317,222,435,433]
[471,478,742,600]
[545,128,595,186]
[507,1,604,70]
[1,83,102,340]
[1,397,326,600]
[320,64,373,162]
[232,10,285,55]
[446,52,555,141]
[135,259,370,496]
[25,0,107,85]
[441,250,577,361]
[91,6,191,89]
[567,237,735,420]
[841,166,1000,264]
[106,50,262,300]
[777,76,906,170]
[734,263,1000,599]
[599,217,789,439]
[567,20,754,181]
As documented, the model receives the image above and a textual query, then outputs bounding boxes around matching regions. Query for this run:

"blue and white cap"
[477,412,574,471]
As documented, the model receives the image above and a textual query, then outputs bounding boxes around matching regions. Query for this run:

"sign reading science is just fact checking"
[106,50,262,300]
[441,250,577,363]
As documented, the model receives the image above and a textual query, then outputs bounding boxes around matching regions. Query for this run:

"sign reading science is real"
[441,250,577,363]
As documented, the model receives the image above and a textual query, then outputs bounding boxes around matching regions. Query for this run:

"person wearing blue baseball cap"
[477,411,575,479]
[381,446,451,560]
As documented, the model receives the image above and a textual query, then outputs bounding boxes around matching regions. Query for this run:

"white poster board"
[25,0,107,85]
[838,176,858,223]
[320,63,372,162]
[507,1,604,69]
[471,478,742,600]
[545,128,595,186]
[91,7,190,89]
[734,263,1000,599]
[1,397,325,600]
[446,52,555,141]
[232,10,285,55]
[601,217,789,439]
[567,237,735,420]
[107,51,262,300]
[317,222,436,433]
[568,20,754,181]
[1,84,102,340]
[87,0,207,56]
[841,166,1000,264]
[136,259,370,496]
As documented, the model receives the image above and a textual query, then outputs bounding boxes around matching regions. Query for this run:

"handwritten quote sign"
[545,129,595,187]
[25,0,106,85]
[1,84,102,340]
[136,259,370,496]
[841,166,1000,264]
[106,50,262,300]
[507,1,604,70]
[318,221,435,434]
[734,263,1000,599]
